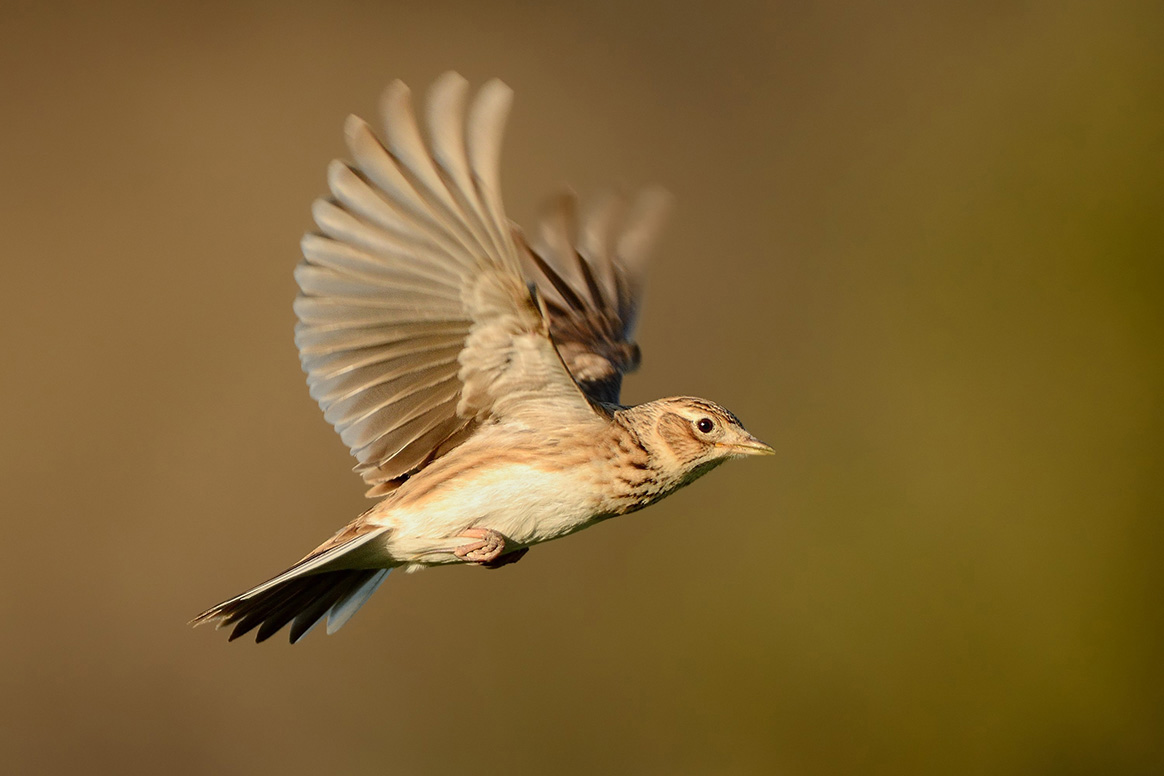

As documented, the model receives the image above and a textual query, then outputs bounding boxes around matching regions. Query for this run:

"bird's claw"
[453,528,510,565]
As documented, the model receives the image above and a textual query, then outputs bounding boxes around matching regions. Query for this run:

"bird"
[192,72,773,644]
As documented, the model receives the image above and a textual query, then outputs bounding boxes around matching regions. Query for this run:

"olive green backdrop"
[2,2,1160,774]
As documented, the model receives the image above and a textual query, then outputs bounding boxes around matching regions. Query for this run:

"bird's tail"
[191,526,392,643]
[192,568,390,643]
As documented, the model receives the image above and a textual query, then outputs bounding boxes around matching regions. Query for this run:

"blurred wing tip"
[619,186,674,261]
[382,79,411,100]
[632,186,674,220]
[480,76,514,100]
[308,197,331,222]
[431,70,469,92]
[342,114,374,146]
[468,80,515,138]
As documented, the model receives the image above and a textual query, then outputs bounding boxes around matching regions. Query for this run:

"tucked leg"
[453,528,510,565]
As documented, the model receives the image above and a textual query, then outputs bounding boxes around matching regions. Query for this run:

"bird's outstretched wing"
[518,188,671,405]
[295,73,595,497]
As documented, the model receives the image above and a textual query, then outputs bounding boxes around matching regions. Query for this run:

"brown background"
[2,2,1161,774]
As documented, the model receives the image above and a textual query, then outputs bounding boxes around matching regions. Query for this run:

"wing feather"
[350,399,464,479]
[379,83,489,260]
[465,80,522,275]
[299,234,462,300]
[295,74,594,495]
[328,369,459,431]
[520,187,671,404]
[425,73,511,261]
[342,116,476,265]
[296,324,464,358]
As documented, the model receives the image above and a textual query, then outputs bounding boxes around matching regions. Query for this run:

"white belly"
[377,463,604,564]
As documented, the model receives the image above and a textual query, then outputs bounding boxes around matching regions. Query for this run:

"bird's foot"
[453,528,511,565]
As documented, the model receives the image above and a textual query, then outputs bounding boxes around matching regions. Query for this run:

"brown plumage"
[192,73,772,643]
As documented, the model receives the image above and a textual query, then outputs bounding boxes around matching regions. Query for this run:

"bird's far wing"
[295,73,595,497]
[517,188,671,405]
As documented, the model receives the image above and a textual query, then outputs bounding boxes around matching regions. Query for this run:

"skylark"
[193,72,772,643]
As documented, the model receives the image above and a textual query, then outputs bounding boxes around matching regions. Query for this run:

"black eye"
[696,418,714,434]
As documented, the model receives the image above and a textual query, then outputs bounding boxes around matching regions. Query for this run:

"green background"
[2,1,1160,773]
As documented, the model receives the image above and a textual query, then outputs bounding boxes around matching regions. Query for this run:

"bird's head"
[624,397,773,489]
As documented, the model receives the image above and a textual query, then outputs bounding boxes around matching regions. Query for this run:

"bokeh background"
[2,2,1160,774]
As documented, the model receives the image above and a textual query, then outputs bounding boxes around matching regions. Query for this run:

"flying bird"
[193,72,772,643]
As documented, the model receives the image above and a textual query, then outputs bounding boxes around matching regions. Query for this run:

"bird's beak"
[722,432,775,457]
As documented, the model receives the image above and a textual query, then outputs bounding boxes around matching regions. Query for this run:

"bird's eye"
[696,418,715,434]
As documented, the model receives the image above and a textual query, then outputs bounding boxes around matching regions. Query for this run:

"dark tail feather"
[191,568,390,644]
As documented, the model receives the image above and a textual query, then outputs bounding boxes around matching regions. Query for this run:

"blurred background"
[1,1,1160,774]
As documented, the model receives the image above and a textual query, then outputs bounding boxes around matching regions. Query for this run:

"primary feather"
[295,74,596,497]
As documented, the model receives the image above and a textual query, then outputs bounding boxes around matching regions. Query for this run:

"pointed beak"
[723,432,775,457]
